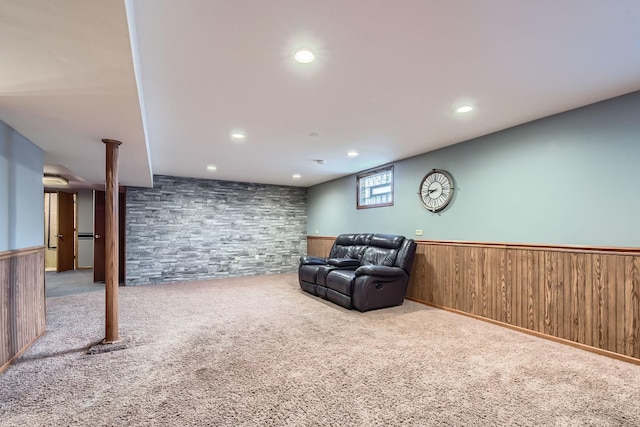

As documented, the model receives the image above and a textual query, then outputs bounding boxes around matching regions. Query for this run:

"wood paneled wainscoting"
[306,236,640,363]
[0,246,46,374]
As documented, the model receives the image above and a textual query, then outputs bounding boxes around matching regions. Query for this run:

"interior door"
[93,190,126,283]
[93,191,106,282]
[56,191,75,272]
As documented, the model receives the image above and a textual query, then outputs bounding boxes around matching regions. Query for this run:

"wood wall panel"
[402,241,640,361]
[0,247,46,374]
[306,236,336,258]
[307,236,640,362]
[624,257,640,357]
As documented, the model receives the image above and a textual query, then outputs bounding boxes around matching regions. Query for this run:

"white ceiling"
[1,0,639,189]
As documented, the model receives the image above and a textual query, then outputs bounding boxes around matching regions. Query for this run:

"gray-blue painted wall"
[0,120,44,251]
[307,91,640,248]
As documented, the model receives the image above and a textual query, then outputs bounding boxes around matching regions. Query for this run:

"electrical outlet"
[415,229,423,236]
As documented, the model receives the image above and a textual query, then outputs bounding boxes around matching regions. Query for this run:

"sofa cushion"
[316,284,328,299]
[332,245,361,259]
[369,234,404,249]
[330,233,373,260]
[299,264,319,284]
[315,265,336,286]
[333,234,359,246]
[325,269,356,296]
[299,280,317,296]
[359,234,406,266]
[326,288,352,309]
[361,246,398,266]
[330,234,358,258]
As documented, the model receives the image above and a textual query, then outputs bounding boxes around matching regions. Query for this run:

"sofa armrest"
[300,255,328,265]
[355,265,406,278]
[327,258,361,268]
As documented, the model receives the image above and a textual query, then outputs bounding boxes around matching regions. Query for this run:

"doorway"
[93,189,126,283]
[43,189,125,286]
[44,191,76,272]
[44,190,96,272]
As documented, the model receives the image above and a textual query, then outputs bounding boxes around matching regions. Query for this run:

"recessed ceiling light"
[292,174,301,179]
[206,164,217,172]
[230,132,246,141]
[456,105,473,113]
[309,132,319,137]
[294,48,315,64]
[347,151,359,158]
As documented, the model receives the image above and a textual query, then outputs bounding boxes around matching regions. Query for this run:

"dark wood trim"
[0,246,46,261]
[413,239,640,255]
[308,235,640,254]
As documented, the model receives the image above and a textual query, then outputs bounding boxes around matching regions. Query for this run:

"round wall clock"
[419,169,454,212]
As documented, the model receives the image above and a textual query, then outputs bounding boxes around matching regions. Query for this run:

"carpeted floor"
[2,273,640,426]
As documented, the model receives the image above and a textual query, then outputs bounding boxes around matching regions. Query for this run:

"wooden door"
[93,190,126,283]
[94,191,106,282]
[56,191,75,272]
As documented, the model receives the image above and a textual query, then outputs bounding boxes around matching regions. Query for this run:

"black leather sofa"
[298,233,417,312]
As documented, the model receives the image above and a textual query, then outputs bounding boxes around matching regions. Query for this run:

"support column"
[103,138,122,344]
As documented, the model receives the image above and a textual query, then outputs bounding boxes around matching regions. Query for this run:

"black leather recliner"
[299,233,417,312]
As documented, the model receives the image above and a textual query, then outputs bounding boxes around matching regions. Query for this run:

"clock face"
[419,169,454,212]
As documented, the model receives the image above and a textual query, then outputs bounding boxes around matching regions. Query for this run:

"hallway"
[45,270,103,298]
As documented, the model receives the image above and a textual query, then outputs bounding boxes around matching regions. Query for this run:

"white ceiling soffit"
[0,0,152,188]
[2,0,640,189]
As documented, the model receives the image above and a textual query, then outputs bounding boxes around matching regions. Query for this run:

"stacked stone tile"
[126,175,307,285]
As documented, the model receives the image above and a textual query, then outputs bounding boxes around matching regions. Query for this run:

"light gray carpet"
[2,273,640,426]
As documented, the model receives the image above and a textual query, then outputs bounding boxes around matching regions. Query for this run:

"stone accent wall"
[125,175,307,285]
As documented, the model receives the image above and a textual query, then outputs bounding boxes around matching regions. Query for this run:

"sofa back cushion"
[360,234,405,266]
[329,233,373,260]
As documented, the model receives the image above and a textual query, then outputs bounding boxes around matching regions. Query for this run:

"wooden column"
[103,138,122,344]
